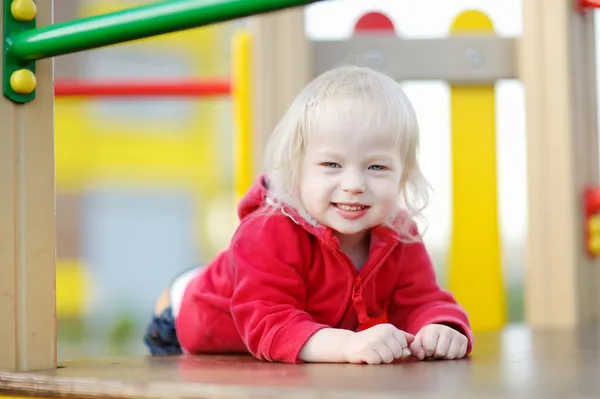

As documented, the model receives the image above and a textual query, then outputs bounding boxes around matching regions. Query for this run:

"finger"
[458,339,468,359]
[422,331,440,358]
[394,330,415,359]
[362,349,384,365]
[433,333,452,359]
[374,342,395,364]
[391,330,414,359]
[409,335,425,360]
[445,339,462,360]
[392,329,411,347]
[385,334,405,359]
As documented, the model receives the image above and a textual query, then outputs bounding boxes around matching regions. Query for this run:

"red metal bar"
[54,79,232,97]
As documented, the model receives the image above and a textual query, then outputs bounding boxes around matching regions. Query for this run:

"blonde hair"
[262,65,431,243]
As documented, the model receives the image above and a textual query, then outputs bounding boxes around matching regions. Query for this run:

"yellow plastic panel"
[447,10,506,332]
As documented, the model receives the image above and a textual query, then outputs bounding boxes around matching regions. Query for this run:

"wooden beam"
[247,7,311,173]
[2,325,600,398]
[520,0,600,328]
[0,0,57,371]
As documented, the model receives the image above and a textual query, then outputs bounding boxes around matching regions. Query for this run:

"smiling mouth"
[333,203,369,211]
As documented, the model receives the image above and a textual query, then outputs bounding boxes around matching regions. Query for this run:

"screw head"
[465,48,483,69]
[11,0,37,22]
[10,69,37,94]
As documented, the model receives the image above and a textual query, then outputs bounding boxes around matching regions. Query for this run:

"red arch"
[354,11,395,33]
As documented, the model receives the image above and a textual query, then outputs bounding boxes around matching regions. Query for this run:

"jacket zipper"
[351,275,370,325]
[335,244,395,328]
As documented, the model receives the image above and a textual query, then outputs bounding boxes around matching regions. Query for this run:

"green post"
[3,0,37,104]
[3,0,324,103]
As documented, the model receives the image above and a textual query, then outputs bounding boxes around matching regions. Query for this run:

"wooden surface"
[520,0,600,327]
[1,324,600,398]
[0,0,57,371]
[248,8,310,173]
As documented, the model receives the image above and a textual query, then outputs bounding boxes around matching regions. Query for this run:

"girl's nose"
[341,171,366,194]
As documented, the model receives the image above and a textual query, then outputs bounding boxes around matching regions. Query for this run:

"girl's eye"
[369,165,388,171]
[320,162,341,168]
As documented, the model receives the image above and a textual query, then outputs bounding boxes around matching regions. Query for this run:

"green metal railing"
[3,0,325,103]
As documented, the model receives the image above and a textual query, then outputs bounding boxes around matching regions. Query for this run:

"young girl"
[144,65,473,364]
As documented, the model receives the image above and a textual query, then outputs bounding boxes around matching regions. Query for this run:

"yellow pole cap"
[10,69,36,94]
[11,0,37,22]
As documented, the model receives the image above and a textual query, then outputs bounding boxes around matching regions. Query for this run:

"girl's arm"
[387,227,474,355]
[297,328,354,362]
[228,214,331,363]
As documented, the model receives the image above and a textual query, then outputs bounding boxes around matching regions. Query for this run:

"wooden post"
[247,7,311,173]
[0,0,57,371]
[520,0,600,328]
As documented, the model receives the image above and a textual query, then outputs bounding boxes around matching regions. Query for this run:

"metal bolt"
[362,50,384,68]
[465,48,483,69]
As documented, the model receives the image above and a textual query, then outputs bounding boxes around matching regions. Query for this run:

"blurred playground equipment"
[3,0,600,397]
[50,0,255,328]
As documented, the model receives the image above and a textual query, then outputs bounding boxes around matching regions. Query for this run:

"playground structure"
[49,0,254,327]
[2,0,600,397]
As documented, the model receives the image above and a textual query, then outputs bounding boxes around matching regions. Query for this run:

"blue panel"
[82,188,199,328]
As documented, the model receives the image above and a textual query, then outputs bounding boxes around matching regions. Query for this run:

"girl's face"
[298,99,403,245]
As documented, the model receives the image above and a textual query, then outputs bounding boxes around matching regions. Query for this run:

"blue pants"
[143,265,202,355]
[143,306,182,355]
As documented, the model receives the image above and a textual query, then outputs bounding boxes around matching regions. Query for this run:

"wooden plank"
[0,0,57,371]
[312,36,517,83]
[519,0,600,327]
[1,325,600,398]
[246,13,277,172]
[570,0,600,325]
[53,0,81,80]
[274,7,312,113]
[247,7,311,173]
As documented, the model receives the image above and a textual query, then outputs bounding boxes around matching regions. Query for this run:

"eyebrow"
[313,149,396,163]
[313,148,344,158]
[367,156,395,163]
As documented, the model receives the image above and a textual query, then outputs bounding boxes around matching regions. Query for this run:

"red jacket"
[176,175,473,363]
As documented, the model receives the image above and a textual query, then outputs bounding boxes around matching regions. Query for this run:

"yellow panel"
[232,30,253,203]
[54,0,234,257]
[56,259,89,319]
[55,126,219,186]
[447,10,506,332]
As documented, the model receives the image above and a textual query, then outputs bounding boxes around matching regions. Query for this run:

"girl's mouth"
[334,203,367,211]
[333,203,370,220]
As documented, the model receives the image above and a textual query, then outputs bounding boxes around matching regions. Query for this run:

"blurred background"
[52,0,588,360]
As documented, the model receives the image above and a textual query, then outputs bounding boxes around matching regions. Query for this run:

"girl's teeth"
[337,204,364,211]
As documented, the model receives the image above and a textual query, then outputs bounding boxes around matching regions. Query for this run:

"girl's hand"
[343,323,414,364]
[410,323,468,360]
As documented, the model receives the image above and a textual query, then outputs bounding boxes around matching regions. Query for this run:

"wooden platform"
[1,324,600,399]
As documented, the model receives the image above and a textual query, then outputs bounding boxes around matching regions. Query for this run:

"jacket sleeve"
[388,232,474,355]
[228,214,329,363]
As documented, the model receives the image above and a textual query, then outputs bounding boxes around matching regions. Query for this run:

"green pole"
[5,0,324,62]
